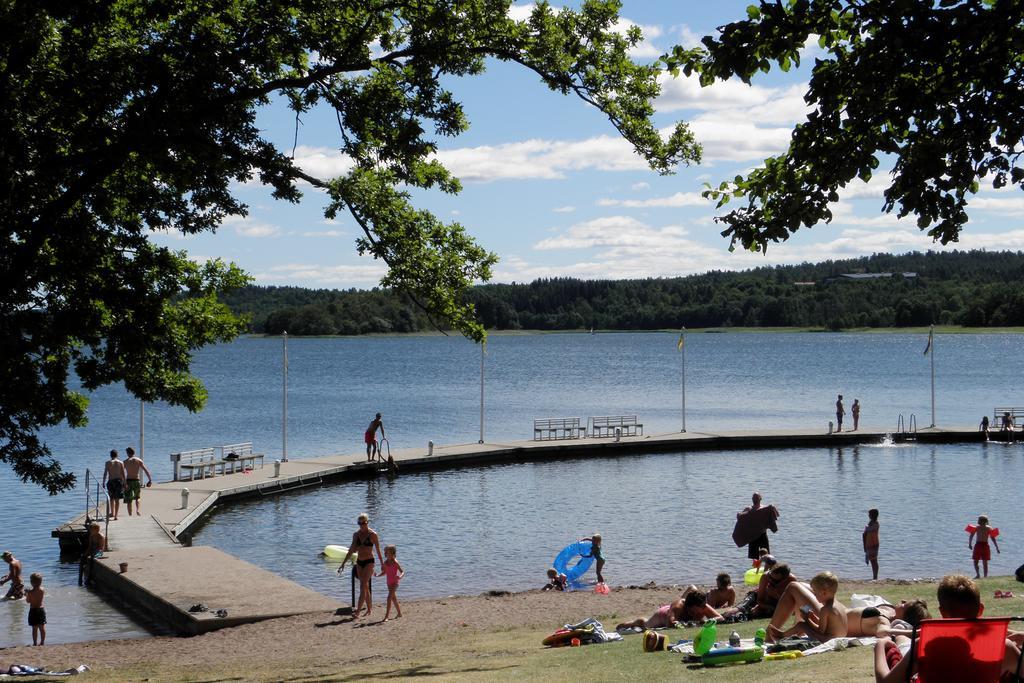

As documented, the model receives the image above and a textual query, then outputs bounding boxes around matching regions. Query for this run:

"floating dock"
[53,426,989,635]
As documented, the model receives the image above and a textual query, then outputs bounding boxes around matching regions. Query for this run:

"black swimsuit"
[355,532,375,568]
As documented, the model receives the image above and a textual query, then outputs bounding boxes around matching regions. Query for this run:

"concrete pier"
[53,425,987,635]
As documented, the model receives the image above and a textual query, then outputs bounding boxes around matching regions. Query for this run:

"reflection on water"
[195,442,1022,603]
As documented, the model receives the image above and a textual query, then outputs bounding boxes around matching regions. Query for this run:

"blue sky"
[153,1,1024,289]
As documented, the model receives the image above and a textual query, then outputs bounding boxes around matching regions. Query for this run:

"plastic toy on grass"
[701,646,765,667]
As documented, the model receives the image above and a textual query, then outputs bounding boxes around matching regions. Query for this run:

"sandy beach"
[6,576,1004,682]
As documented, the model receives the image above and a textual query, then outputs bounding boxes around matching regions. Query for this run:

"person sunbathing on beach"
[707,573,736,609]
[847,599,930,637]
[616,589,723,631]
[766,571,847,643]
[751,561,797,618]
[874,574,1022,683]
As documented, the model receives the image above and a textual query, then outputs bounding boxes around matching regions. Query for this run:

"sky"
[152,1,1024,289]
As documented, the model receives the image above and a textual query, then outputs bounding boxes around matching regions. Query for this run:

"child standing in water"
[581,534,605,583]
[377,544,404,620]
[25,573,45,646]
[863,508,880,580]
[968,515,1000,578]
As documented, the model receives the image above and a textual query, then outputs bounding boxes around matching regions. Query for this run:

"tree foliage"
[667,0,1024,252]
[225,250,1024,334]
[1,1,698,492]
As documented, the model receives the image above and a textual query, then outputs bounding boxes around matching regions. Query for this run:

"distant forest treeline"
[220,250,1024,335]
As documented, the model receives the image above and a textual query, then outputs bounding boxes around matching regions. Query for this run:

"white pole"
[479,340,485,444]
[930,324,935,428]
[283,331,289,462]
[139,400,145,459]
[680,327,686,433]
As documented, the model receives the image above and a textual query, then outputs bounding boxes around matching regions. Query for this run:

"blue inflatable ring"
[553,540,595,582]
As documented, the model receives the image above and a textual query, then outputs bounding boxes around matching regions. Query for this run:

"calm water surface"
[2,332,1021,645]
[197,441,1022,601]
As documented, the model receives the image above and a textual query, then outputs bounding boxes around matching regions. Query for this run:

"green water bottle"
[754,628,766,647]
[694,620,717,655]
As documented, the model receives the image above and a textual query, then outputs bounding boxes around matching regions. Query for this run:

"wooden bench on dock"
[533,418,586,441]
[218,442,265,474]
[588,415,643,438]
[172,448,220,481]
[993,407,1024,430]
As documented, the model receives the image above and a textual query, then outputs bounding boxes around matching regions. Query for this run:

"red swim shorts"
[364,430,374,445]
[972,544,991,561]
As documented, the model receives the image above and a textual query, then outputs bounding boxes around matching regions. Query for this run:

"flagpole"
[282,331,289,462]
[680,326,686,433]
[139,400,145,460]
[929,324,935,428]
[479,340,485,444]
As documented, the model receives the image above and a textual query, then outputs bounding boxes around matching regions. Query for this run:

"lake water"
[2,332,1021,646]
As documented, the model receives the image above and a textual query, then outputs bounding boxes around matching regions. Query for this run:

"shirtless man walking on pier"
[123,447,153,516]
[365,413,385,462]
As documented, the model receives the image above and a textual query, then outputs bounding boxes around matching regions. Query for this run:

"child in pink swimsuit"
[377,544,405,620]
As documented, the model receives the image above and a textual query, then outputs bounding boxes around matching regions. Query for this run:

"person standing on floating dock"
[852,399,861,431]
[122,447,152,516]
[364,413,385,462]
[102,449,126,520]
[835,395,845,432]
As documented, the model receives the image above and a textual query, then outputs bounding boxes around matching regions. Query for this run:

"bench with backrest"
[588,415,643,438]
[171,448,220,481]
[992,407,1024,430]
[533,418,586,441]
[218,442,265,474]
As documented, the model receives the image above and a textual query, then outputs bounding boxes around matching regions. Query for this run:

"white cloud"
[435,135,648,182]
[255,262,386,286]
[553,205,576,213]
[221,215,281,238]
[533,215,688,251]
[292,145,354,179]
[598,191,708,208]
[631,182,650,191]
[969,196,1024,213]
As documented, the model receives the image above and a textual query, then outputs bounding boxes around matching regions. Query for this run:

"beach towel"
[563,617,622,643]
[850,594,889,609]
[801,637,877,656]
[1,664,89,677]
[732,505,779,547]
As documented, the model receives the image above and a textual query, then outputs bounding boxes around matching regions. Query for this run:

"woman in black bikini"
[338,513,384,619]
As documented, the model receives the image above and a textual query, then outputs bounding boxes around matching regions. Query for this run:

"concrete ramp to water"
[90,546,341,635]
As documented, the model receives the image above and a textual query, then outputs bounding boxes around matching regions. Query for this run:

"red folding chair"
[906,617,1023,682]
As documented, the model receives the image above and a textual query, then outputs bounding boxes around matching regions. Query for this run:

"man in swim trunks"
[102,449,126,520]
[836,394,845,432]
[365,413,384,462]
[122,447,153,516]
[0,551,24,600]
[752,562,797,618]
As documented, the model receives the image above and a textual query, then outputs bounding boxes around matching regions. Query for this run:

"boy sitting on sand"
[766,571,847,643]
[707,572,736,609]
[873,574,1023,682]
